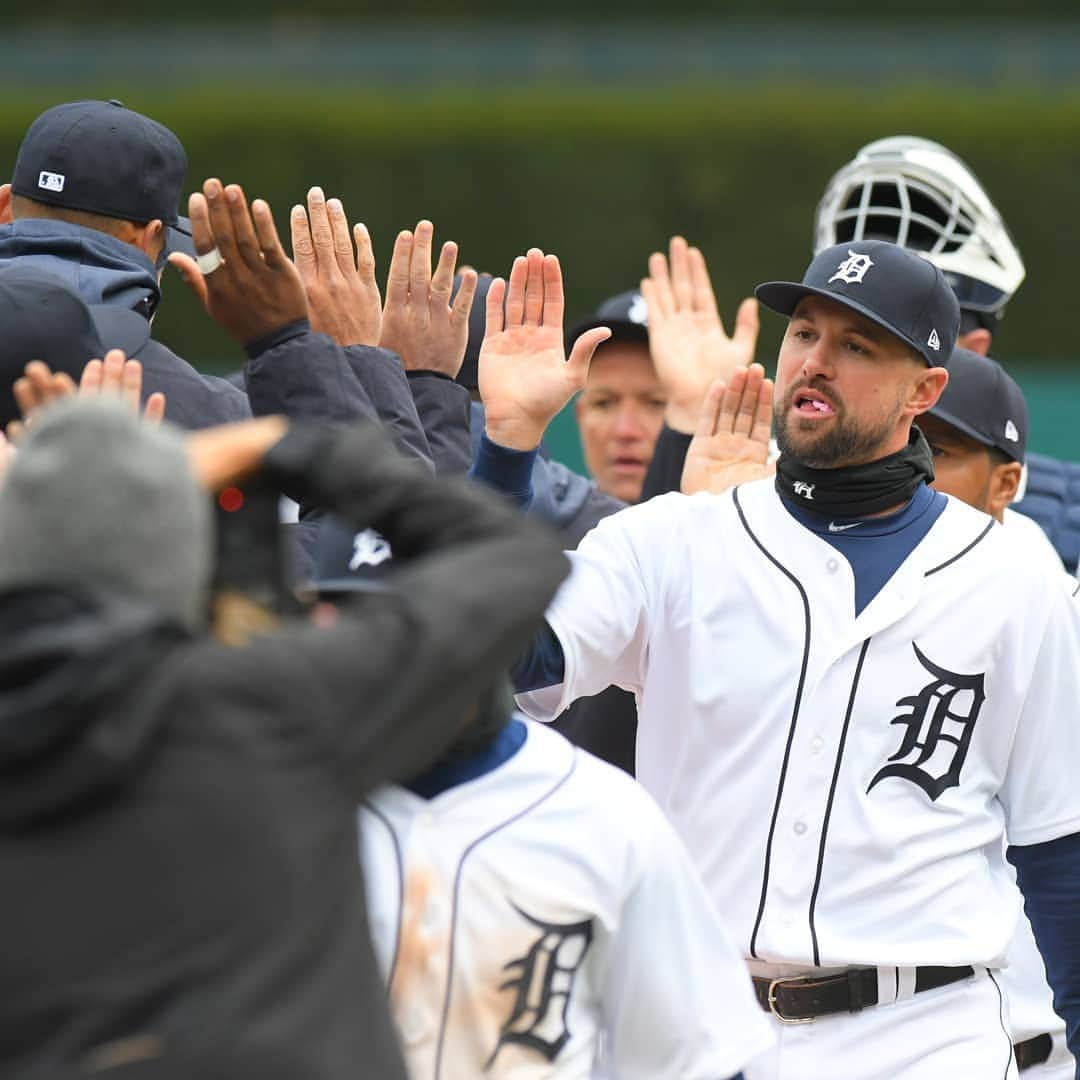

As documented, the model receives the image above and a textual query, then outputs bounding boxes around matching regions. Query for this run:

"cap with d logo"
[11,99,194,255]
[755,240,960,367]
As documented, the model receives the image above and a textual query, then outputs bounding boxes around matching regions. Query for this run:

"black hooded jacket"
[0,422,567,1079]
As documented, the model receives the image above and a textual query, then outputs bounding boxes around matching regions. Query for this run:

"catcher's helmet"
[814,136,1025,328]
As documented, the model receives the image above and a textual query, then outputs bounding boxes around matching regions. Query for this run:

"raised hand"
[185,415,290,493]
[681,363,774,496]
[7,350,166,442]
[168,179,308,346]
[479,249,610,451]
[641,236,759,433]
[290,187,382,346]
[378,220,477,376]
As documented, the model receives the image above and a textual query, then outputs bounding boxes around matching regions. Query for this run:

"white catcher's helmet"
[814,136,1025,326]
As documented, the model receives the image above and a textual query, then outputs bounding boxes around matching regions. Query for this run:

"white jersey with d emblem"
[517,481,1080,971]
[359,718,772,1079]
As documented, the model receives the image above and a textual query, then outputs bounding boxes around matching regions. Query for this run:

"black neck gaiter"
[775,427,935,518]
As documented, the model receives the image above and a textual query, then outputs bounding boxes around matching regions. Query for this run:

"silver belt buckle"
[767,976,816,1025]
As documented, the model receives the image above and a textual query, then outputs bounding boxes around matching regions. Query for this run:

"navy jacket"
[0,220,250,429]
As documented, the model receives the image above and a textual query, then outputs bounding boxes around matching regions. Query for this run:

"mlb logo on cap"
[37,171,65,193]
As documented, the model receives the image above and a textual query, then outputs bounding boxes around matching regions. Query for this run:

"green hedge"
[0,84,1077,372]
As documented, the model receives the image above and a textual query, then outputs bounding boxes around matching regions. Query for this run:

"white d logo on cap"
[1005,420,1020,442]
[827,250,875,285]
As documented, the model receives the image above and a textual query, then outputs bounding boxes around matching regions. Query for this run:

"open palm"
[479,249,610,451]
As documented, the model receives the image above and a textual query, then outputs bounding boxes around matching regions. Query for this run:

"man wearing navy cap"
[0,99,250,428]
[494,240,1080,1075]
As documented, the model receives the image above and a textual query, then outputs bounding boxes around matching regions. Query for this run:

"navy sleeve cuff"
[244,318,312,360]
[469,433,538,509]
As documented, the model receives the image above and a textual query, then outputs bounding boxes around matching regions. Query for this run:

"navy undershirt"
[1010,834,1080,1058]
[779,482,947,615]
[404,718,527,799]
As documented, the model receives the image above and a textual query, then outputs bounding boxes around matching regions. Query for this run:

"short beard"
[776,385,904,469]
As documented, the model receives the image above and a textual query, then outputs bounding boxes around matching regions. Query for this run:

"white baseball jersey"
[359,718,772,1079]
[517,480,1080,971]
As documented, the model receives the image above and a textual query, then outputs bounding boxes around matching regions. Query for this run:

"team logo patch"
[1005,420,1020,442]
[927,328,941,351]
[792,481,815,500]
[827,250,874,285]
[487,905,593,1067]
[627,293,648,325]
[867,643,985,802]
[349,528,392,570]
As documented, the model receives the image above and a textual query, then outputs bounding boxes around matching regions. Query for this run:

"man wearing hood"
[0,99,251,428]
[0,386,566,1073]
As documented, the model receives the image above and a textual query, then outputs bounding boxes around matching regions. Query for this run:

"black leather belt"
[752,965,975,1023]
[1013,1033,1052,1071]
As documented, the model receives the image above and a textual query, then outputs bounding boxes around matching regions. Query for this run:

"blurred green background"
[3,10,1078,464]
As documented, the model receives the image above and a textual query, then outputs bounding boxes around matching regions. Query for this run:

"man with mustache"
[483,240,1080,1077]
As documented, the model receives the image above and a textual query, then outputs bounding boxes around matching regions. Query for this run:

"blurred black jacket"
[0,421,567,1080]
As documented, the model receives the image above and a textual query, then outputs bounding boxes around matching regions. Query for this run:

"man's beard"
[775,381,904,469]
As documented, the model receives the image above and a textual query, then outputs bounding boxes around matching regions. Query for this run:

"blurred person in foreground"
[0,187,567,1080]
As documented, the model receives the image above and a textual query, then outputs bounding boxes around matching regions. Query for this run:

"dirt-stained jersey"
[360,719,772,1079]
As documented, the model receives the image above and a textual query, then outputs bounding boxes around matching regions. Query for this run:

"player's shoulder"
[933,495,1064,595]
[525,720,676,837]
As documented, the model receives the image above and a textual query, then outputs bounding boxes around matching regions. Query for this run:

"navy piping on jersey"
[808,637,871,966]
[733,486,813,961]
[1073,580,1080,599]
[782,483,947,615]
[433,747,580,1080]
[405,719,527,799]
[924,517,996,577]
[987,969,1014,1080]
[361,800,405,990]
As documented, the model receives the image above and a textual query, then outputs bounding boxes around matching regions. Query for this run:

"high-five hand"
[681,363,774,496]
[479,249,610,451]
[641,236,758,433]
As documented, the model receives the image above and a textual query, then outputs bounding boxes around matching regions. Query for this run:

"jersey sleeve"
[1000,576,1080,846]
[515,496,675,720]
[596,788,773,1079]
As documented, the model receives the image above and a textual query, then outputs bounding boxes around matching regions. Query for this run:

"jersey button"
[793,820,807,836]
[826,558,839,573]
[810,736,824,754]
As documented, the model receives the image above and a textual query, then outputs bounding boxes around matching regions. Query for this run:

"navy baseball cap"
[926,347,1027,462]
[0,265,103,428]
[568,289,650,348]
[309,514,395,597]
[756,240,960,368]
[11,99,194,255]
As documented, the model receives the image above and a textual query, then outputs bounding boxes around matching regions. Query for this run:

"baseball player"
[479,240,1080,1077]
[358,683,773,1079]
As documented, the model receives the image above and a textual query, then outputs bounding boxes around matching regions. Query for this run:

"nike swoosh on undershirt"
[828,521,863,533]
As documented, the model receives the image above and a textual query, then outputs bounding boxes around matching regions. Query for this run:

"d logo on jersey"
[486,904,593,1068]
[867,643,985,802]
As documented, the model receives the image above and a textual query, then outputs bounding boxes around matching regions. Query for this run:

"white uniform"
[999,508,1076,1077]
[360,718,772,1079]
[518,481,1080,1077]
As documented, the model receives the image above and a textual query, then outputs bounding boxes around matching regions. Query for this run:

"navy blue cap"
[11,99,194,255]
[927,347,1027,463]
[568,289,650,348]
[0,265,102,427]
[756,240,960,368]
[310,514,395,596]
